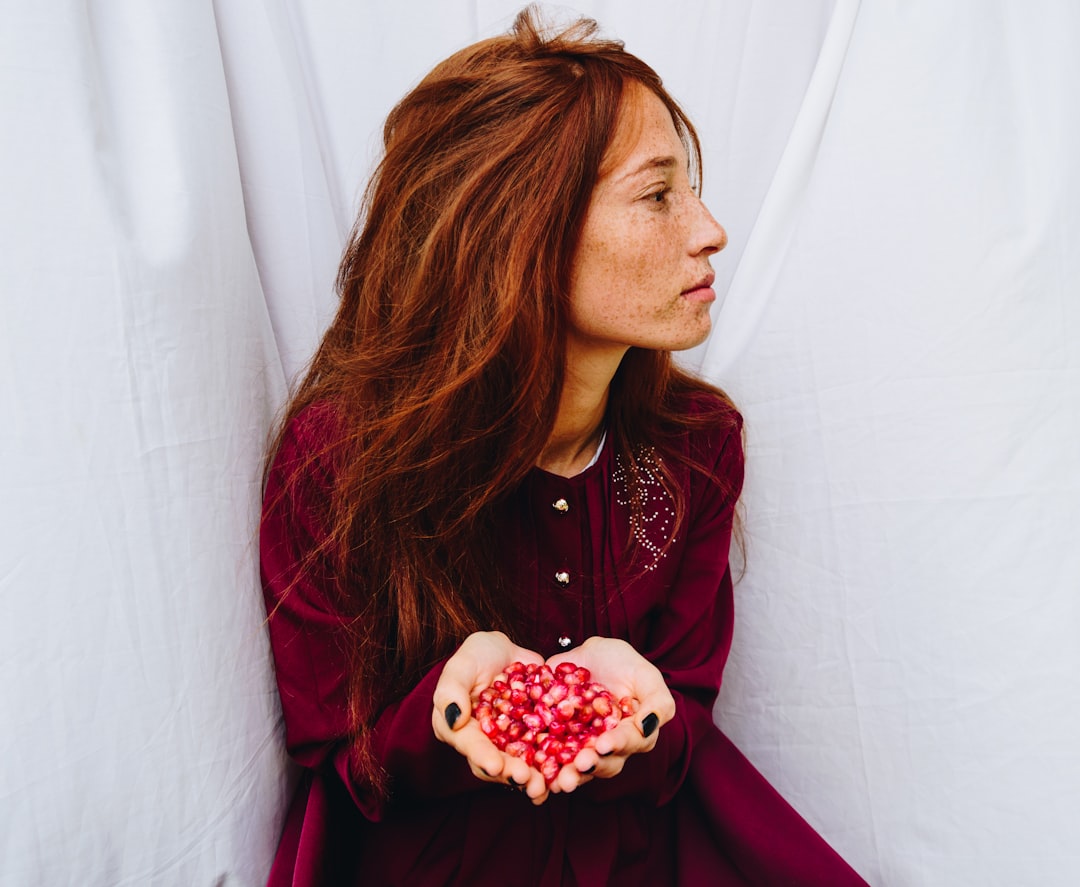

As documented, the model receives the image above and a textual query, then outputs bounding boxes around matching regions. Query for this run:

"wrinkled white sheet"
[2,1,1078,884]
[0,3,292,884]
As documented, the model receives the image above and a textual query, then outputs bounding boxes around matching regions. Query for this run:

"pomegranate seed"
[504,740,532,763]
[472,661,637,783]
[565,668,589,686]
[535,703,554,727]
[540,757,560,782]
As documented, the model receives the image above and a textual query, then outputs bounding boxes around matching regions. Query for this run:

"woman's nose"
[694,197,727,255]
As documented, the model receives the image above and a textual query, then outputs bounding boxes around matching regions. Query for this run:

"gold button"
[557,635,572,649]
[554,571,571,586]
[552,498,570,514]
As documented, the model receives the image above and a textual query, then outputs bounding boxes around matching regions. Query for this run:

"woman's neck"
[536,339,626,477]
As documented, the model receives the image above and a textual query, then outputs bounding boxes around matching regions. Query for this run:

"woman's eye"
[648,189,669,204]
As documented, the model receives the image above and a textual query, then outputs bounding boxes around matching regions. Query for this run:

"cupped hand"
[431,631,551,804]
[545,636,676,794]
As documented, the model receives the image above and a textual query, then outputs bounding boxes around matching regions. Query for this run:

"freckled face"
[567,86,727,360]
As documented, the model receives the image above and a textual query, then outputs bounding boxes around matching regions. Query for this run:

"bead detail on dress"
[612,447,675,572]
[554,570,571,586]
[557,635,572,649]
[552,497,570,514]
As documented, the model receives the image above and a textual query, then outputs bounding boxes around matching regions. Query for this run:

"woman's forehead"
[598,84,686,182]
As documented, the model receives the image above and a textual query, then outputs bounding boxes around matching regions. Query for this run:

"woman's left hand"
[544,636,676,795]
[432,631,551,803]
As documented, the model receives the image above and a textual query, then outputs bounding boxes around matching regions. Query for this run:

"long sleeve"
[260,408,480,822]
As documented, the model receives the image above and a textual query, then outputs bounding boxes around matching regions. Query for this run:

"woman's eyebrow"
[617,155,678,183]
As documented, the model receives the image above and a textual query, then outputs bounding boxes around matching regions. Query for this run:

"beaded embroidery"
[612,447,675,571]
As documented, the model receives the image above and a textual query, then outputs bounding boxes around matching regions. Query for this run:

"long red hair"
[267,7,738,790]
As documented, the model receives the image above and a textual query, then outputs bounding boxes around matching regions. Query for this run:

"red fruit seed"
[472,661,636,784]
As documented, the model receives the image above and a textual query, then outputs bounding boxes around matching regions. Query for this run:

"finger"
[438,713,539,789]
[633,684,676,726]
[582,736,628,780]
[505,771,540,802]
[593,717,636,757]
[467,753,509,784]
[573,746,600,775]
[432,678,473,735]
[554,763,587,794]
[445,701,466,731]
[639,711,660,739]
[523,767,549,804]
[442,720,505,779]
[431,699,471,744]
[501,755,534,789]
[431,705,452,744]
[628,697,673,749]
[591,752,628,780]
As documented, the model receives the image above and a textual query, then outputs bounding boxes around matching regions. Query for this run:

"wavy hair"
[267,6,737,790]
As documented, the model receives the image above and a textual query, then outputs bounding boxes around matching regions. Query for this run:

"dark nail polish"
[508,776,522,787]
[583,765,596,774]
[642,712,659,738]
[600,749,613,757]
[445,702,462,729]
[480,767,493,777]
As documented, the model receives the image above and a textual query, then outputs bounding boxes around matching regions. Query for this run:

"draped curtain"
[3,2,1077,884]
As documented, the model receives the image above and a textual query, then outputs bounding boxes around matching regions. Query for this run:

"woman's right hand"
[543,636,676,794]
[431,632,551,804]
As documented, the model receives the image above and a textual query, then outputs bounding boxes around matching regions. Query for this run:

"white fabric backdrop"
[3,1,1078,884]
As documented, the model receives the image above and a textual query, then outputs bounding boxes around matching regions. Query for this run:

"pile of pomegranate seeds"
[473,661,638,783]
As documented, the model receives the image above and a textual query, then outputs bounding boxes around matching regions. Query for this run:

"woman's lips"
[682,286,715,303]
[682,275,716,303]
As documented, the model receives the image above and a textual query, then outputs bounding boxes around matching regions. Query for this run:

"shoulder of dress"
[665,390,743,467]
[681,388,743,428]
[270,400,348,489]
[287,400,344,446]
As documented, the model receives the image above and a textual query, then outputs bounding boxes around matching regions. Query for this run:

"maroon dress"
[260,395,870,886]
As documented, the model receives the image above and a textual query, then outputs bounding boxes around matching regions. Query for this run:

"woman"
[260,8,869,886]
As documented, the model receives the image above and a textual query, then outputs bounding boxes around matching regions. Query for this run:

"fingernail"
[642,712,659,738]
[600,749,613,757]
[445,702,462,729]
[582,765,596,774]
[480,766,493,777]
[508,776,522,787]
